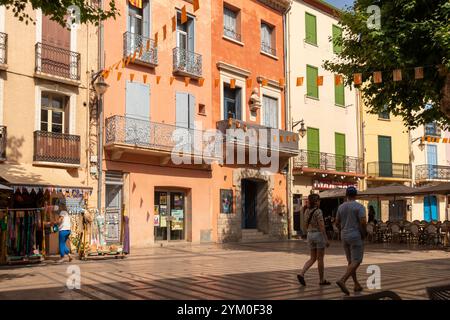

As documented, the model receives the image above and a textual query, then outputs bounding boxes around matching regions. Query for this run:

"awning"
[0,163,92,190]
[358,184,416,199]
[411,182,450,195]
[319,188,347,199]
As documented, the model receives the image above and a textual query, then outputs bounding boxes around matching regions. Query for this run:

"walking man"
[335,187,367,295]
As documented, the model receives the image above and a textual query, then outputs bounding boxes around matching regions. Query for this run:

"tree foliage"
[324,0,450,129]
[0,0,119,26]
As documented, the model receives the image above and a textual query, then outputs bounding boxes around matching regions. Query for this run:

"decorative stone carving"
[249,88,262,112]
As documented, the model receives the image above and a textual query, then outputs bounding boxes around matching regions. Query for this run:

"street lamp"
[293,119,307,138]
[91,71,109,216]
[412,137,425,152]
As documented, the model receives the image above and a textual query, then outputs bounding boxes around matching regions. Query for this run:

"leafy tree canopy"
[324,0,450,129]
[0,0,119,26]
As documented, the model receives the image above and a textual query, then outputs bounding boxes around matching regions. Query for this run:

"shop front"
[154,190,187,242]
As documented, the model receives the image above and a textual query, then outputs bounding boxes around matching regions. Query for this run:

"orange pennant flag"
[193,0,200,12]
[117,72,122,81]
[146,39,150,51]
[354,73,362,85]
[121,59,126,69]
[170,76,175,85]
[103,70,110,80]
[373,71,382,84]
[393,69,402,82]
[214,79,220,88]
[443,138,448,144]
[230,79,236,89]
[138,46,143,58]
[130,74,135,82]
[184,77,191,87]
[427,137,432,143]
[181,6,188,24]
[262,79,269,86]
[296,77,304,86]
[246,78,253,89]
[156,76,162,84]
[131,51,137,63]
[143,74,148,84]
[172,15,177,32]
[154,32,158,46]
[279,78,285,87]
[163,25,167,40]
[317,76,324,86]
[126,55,131,66]
[115,61,120,70]
[199,78,205,87]
[335,75,343,86]
[415,67,424,80]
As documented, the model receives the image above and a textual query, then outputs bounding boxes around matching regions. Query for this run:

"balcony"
[367,162,411,180]
[35,42,80,85]
[424,123,441,137]
[216,119,300,160]
[123,32,158,67]
[0,126,6,161]
[0,32,7,70]
[293,150,364,177]
[173,47,202,79]
[261,42,276,57]
[223,26,242,42]
[105,115,219,164]
[33,131,80,166]
[416,164,450,182]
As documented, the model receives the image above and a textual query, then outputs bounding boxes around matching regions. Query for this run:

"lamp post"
[92,72,109,215]
[293,119,307,138]
[412,137,425,152]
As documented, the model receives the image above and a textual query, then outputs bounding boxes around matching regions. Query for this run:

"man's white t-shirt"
[59,211,71,231]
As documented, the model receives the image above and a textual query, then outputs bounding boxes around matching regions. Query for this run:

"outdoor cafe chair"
[412,220,421,225]
[409,224,420,244]
[425,224,440,246]
[388,223,401,243]
[377,222,388,242]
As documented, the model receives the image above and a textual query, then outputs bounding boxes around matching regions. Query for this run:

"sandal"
[297,274,306,286]
[336,280,350,296]
[319,280,331,286]
[354,285,364,293]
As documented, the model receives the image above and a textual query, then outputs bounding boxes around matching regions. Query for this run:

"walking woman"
[297,194,331,286]
[56,200,73,263]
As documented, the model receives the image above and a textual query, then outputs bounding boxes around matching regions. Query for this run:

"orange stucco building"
[100,0,296,247]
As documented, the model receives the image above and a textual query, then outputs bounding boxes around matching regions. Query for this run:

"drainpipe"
[97,1,105,215]
[283,3,292,240]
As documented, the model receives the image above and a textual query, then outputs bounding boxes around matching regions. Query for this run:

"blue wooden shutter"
[126,81,150,120]
[143,0,150,38]
[176,92,189,128]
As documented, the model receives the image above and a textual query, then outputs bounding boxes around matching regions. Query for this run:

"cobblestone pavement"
[0,241,449,300]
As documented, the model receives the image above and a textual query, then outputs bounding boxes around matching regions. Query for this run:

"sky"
[324,0,355,9]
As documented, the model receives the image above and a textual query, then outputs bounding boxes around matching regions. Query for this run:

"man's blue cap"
[346,186,358,197]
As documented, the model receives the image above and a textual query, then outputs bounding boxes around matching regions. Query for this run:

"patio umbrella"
[319,188,347,199]
[411,182,450,195]
[358,184,417,199]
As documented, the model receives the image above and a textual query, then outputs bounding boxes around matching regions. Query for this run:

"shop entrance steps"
[241,229,271,242]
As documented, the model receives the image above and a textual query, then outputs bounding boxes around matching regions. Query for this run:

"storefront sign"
[171,210,184,221]
[313,179,357,191]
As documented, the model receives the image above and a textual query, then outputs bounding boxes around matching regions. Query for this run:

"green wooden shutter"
[335,78,345,106]
[335,133,346,172]
[332,25,342,53]
[305,13,317,45]
[378,136,392,177]
[307,65,319,99]
[307,128,320,168]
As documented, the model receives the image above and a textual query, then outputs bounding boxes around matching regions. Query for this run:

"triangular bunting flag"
[246,78,253,89]
[393,69,402,82]
[261,79,269,86]
[373,71,382,83]
[154,32,159,46]
[146,39,150,51]
[317,76,324,86]
[193,0,200,12]
[181,6,188,24]
[143,74,148,83]
[170,76,175,85]
[139,46,143,58]
[130,74,135,82]
[443,138,448,144]
[214,79,220,88]
[131,51,137,63]
[117,72,122,81]
[172,15,177,32]
[296,77,304,86]
[353,73,362,85]
[230,79,236,89]
[199,78,205,87]
[184,77,191,87]
[157,76,162,84]
[279,78,285,87]
[335,75,343,86]
[163,25,167,40]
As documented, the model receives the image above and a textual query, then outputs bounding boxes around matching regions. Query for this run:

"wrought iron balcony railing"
[0,32,7,65]
[424,123,441,137]
[261,42,276,56]
[293,150,364,174]
[33,131,81,165]
[35,42,80,81]
[367,162,411,179]
[123,32,158,67]
[173,47,202,78]
[216,119,299,157]
[416,164,450,181]
[105,115,220,159]
[0,126,6,161]
[223,26,242,42]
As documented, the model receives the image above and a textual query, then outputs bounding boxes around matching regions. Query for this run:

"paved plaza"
[0,241,449,300]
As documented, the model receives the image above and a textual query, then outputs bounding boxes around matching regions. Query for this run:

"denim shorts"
[307,231,326,250]
[343,237,364,264]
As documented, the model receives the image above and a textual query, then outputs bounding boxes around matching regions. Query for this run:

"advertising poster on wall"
[160,205,167,216]
[153,215,160,227]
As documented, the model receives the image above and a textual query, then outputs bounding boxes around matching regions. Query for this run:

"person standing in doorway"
[57,200,73,263]
[297,194,331,286]
[335,187,367,295]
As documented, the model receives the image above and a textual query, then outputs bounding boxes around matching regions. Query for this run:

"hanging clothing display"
[6,210,43,259]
